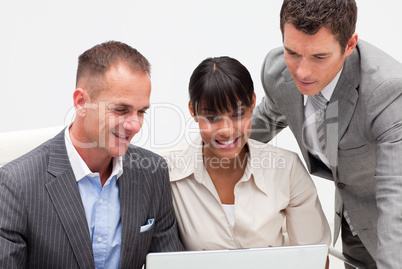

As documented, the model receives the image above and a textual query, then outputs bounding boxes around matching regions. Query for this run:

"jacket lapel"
[45,131,95,269]
[325,48,360,180]
[119,156,146,267]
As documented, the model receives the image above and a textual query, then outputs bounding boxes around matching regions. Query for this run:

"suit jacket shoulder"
[0,129,94,269]
[261,46,292,92]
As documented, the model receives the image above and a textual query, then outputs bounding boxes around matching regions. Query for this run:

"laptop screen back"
[146,244,328,269]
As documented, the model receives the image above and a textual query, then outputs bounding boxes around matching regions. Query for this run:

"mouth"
[215,137,240,149]
[112,132,129,141]
[297,79,315,87]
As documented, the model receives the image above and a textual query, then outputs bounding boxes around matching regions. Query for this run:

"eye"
[286,50,298,57]
[114,107,129,114]
[206,116,218,122]
[138,109,147,116]
[233,111,245,118]
[314,56,326,61]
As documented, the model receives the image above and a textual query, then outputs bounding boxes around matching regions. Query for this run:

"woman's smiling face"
[190,94,255,161]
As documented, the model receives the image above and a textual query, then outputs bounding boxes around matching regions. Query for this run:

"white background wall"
[1,0,402,228]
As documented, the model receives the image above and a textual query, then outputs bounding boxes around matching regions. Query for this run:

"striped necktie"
[309,92,329,153]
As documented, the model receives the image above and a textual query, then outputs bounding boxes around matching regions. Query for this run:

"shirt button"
[97,237,102,242]
[99,199,103,204]
[337,182,346,189]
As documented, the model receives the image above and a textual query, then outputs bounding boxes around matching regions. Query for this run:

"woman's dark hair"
[189,56,254,116]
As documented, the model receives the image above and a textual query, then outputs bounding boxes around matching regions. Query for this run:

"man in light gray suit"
[0,41,183,268]
[251,0,402,268]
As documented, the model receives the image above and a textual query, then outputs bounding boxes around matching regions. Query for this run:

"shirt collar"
[64,125,123,182]
[303,67,343,106]
[169,135,268,196]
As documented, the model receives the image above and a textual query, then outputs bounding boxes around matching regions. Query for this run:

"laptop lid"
[146,244,328,269]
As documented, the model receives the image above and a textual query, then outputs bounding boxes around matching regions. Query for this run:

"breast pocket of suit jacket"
[138,218,155,247]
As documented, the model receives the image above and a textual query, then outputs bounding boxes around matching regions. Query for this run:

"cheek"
[104,115,121,129]
[238,117,252,134]
[244,121,252,134]
[137,116,145,127]
[198,121,213,138]
[284,56,297,72]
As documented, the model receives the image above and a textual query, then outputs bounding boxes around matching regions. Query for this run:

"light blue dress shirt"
[65,127,123,269]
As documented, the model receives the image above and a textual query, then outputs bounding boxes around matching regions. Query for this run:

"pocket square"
[140,218,155,233]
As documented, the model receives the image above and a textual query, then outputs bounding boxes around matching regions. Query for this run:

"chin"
[215,148,243,160]
[109,146,129,158]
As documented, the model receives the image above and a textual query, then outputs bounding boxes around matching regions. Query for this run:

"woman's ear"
[251,93,256,111]
[188,101,198,122]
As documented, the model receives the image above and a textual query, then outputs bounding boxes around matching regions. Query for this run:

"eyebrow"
[284,46,331,57]
[111,103,150,110]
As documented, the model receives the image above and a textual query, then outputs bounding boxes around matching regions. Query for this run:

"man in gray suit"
[251,0,402,268]
[0,41,183,268]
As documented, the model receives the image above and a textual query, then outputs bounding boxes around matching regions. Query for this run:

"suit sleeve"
[148,158,184,252]
[369,79,402,267]
[251,51,288,143]
[0,168,27,268]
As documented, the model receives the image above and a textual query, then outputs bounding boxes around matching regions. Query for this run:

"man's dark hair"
[76,41,151,98]
[280,0,357,52]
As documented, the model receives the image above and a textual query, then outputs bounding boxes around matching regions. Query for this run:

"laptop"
[146,244,328,269]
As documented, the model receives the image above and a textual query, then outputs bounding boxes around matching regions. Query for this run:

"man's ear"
[188,101,198,122]
[73,88,88,117]
[344,33,358,57]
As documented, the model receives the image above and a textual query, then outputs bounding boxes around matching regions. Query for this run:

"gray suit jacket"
[0,130,183,269]
[251,40,402,268]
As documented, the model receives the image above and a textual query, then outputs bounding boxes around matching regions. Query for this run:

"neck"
[203,146,249,205]
[69,124,113,186]
[203,146,248,174]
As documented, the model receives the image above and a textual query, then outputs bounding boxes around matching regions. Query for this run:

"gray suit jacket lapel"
[45,131,95,269]
[326,50,360,180]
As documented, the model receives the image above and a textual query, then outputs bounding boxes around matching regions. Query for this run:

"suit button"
[337,182,346,189]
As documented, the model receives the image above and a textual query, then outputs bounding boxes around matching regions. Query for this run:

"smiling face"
[283,23,357,96]
[190,94,255,161]
[72,62,151,160]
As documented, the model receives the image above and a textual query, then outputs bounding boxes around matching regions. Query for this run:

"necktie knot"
[310,92,328,112]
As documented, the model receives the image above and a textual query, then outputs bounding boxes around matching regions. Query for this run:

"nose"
[296,58,312,79]
[123,115,142,134]
[216,117,234,137]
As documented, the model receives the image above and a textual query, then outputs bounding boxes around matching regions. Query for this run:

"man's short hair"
[280,0,357,52]
[76,41,151,98]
